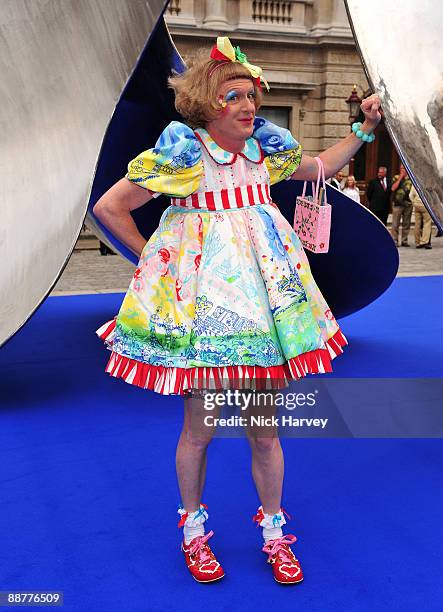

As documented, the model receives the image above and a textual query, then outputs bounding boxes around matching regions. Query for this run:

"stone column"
[165,0,197,26]
[203,0,229,29]
[310,0,332,37]
[328,0,352,37]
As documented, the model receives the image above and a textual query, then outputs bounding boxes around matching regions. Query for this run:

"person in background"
[99,240,115,256]
[390,163,413,247]
[366,166,391,225]
[342,175,361,203]
[410,184,432,249]
[328,170,344,190]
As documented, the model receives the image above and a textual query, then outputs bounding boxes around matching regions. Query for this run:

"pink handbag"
[293,156,331,254]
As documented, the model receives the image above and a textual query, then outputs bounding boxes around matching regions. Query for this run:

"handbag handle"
[301,177,315,199]
[301,157,328,205]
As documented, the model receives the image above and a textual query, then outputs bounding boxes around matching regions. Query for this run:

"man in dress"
[366,166,392,225]
[93,36,383,586]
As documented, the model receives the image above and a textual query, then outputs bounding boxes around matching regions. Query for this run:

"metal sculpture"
[2,0,405,345]
[345,0,443,231]
[0,0,169,346]
[87,9,399,319]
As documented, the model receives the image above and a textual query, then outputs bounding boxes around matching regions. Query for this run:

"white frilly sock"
[178,504,208,545]
[256,506,287,543]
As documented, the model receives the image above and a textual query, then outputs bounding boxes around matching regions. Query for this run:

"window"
[258,106,290,129]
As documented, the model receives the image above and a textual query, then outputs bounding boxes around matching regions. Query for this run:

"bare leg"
[246,392,284,515]
[198,451,207,501]
[248,435,284,515]
[175,394,215,512]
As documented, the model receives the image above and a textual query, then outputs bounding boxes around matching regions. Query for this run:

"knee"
[181,429,213,452]
[248,435,278,453]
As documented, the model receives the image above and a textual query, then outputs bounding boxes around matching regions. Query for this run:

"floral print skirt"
[96,203,347,395]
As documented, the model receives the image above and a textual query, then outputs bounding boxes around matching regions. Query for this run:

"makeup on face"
[210,80,257,141]
[218,86,256,108]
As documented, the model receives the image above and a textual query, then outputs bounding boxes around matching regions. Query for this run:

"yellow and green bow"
[209,36,270,91]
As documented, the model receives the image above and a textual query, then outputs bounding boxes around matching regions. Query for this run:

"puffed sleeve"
[253,117,303,185]
[125,121,203,198]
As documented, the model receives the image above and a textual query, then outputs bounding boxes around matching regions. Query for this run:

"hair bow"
[210,36,270,91]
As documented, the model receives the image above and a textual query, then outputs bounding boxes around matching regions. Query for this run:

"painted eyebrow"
[223,88,256,97]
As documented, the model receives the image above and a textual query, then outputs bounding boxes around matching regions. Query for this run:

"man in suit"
[366,166,392,225]
[328,170,344,190]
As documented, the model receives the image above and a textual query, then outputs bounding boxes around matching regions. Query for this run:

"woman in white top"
[342,175,361,203]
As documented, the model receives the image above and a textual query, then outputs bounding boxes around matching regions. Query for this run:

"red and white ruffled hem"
[96,319,348,396]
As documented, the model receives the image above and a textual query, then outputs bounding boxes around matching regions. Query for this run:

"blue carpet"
[1,276,442,611]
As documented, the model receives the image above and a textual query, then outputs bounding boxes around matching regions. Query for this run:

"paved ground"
[51,225,443,296]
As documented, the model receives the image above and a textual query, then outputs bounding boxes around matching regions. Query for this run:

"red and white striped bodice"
[171,143,273,211]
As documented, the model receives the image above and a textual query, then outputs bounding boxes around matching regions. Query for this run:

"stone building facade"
[165,0,399,193]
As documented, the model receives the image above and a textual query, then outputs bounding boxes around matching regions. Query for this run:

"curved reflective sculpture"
[0,0,169,346]
[2,0,400,348]
[86,18,184,263]
[345,0,443,231]
[88,16,398,319]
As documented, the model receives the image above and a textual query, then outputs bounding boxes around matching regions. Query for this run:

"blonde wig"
[168,48,264,128]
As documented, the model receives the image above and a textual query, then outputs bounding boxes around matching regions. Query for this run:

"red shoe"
[181,530,225,583]
[262,535,304,584]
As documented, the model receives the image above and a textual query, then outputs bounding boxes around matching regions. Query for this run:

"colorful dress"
[96,118,347,395]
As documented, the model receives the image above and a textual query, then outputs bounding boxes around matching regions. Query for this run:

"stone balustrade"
[166,0,315,34]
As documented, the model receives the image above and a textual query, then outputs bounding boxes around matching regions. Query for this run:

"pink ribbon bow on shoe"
[262,534,297,563]
[189,530,214,562]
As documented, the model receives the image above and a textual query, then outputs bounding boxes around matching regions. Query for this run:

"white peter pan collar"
[194,127,264,165]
